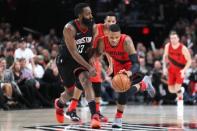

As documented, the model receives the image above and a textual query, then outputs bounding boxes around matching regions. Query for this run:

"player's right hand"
[119,69,132,77]
[88,66,97,77]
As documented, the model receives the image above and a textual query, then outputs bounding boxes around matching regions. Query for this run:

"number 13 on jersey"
[77,44,85,53]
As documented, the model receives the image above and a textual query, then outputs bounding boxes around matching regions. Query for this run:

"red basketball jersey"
[93,23,105,48]
[91,24,105,82]
[168,43,187,69]
[103,34,132,74]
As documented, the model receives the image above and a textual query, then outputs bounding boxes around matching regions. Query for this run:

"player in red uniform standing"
[64,12,116,122]
[96,24,155,128]
[90,11,117,122]
[163,31,192,105]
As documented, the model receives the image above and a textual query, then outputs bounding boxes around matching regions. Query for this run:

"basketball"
[112,73,131,92]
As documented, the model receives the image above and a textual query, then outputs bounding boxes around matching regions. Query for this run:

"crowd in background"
[0,18,196,111]
[0,0,197,111]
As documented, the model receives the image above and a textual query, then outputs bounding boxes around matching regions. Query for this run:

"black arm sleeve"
[129,54,140,74]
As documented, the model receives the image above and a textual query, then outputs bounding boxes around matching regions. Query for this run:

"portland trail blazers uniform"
[168,43,187,85]
[103,34,131,75]
[102,34,143,85]
[56,19,93,88]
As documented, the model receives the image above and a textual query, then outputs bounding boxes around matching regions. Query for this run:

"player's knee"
[92,83,101,97]
[117,92,127,105]
[79,72,91,88]
[168,86,176,93]
[174,84,182,93]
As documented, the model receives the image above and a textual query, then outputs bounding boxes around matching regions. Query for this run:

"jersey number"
[77,45,85,53]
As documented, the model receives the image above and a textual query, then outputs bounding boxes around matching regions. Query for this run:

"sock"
[88,100,96,116]
[115,110,123,118]
[67,98,78,112]
[96,102,100,113]
[178,96,183,100]
[130,86,138,95]
[140,80,147,92]
[57,99,65,108]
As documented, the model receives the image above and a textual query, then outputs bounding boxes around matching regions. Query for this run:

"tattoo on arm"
[124,36,137,55]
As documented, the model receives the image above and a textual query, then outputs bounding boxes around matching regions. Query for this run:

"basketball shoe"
[91,114,101,129]
[54,98,64,123]
[112,117,122,128]
[98,112,108,122]
[65,110,81,122]
[142,75,156,98]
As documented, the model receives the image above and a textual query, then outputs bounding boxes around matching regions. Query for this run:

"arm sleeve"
[129,54,140,74]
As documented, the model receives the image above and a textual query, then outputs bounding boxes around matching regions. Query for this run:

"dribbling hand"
[119,69,132,77]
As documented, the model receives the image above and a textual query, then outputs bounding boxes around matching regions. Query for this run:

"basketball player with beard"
[54,3,100,129]
[65,11,117,123]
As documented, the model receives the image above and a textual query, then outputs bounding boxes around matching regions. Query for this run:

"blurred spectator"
[41,49,50,66]
[14,38,35,70]
[32,56,45,79]
[42,61,64,102]
[0,58,13,100]
[151,60,166,105]
[5,48,14,68]
[18,58,52,107]
[44,28,58,48]
[146,51,154,69]
[137,42,146,57]
[139,56,149,75]
[183,58,197,104]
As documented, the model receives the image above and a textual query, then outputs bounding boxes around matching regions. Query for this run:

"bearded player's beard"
[82,17,94,27]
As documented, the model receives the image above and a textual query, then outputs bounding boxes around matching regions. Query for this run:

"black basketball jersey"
[59,19,93,61]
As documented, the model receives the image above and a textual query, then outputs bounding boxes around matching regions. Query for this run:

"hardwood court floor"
[0,105,197,131]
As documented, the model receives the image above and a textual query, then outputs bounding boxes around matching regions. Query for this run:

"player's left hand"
[180,69,185,78]
[119,69,132,77]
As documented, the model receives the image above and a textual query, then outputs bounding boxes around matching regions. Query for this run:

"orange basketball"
[112,73,131,92]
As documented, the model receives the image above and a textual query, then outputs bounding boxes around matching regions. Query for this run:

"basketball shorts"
[56,54,87,88]
[168,67,183,85]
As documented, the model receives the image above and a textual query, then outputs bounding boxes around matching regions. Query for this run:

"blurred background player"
[90,11,117,121]
[163,31,192,105]
[96,24,155,128]
[54,3,100,129]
